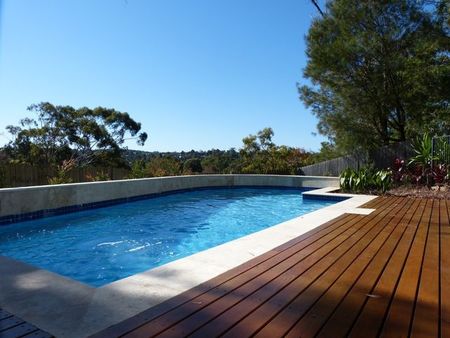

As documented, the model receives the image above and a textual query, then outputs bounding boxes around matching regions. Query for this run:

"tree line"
[127,128,316,178]
[0,103,316,180]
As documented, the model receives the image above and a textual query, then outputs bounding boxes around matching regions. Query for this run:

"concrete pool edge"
[0,186,376,337]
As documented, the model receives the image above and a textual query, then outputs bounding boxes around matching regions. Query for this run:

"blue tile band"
[302,193,349,202]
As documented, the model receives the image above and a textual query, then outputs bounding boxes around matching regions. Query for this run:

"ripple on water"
[0,188,335,286]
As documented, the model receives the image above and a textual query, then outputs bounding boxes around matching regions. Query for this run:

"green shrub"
[183,158,203,174]
[340,168,358,192]
[128,160,147,179]
[48,159,75,185]
[373,170,392,193]
[434,137,450,164]
[408,133,438,187]
[340,167,391,194]
[86,170,110,182]
[355,168,373,192]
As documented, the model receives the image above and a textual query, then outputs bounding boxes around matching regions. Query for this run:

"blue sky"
[0,0,326,152]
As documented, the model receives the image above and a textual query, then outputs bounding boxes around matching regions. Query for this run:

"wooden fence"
[300,141,414,177]
[0,164,130,188]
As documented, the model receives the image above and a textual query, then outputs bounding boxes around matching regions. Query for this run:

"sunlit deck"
[91,196,449,338]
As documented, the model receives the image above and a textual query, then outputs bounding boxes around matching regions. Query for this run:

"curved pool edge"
[0,185,376,338]
[0,174,338,223]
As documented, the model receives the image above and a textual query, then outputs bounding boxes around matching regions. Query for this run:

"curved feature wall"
[0,174,338,220]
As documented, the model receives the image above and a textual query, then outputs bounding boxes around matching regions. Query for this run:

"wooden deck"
[0,308,53,338]
[92,196,449,338]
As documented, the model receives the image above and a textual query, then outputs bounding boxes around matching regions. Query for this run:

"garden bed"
[333,186,450,199]
[337,133,450,199]
[336,184,450,199]
[387,185,450,199]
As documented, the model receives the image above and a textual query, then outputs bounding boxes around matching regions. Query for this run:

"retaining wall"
[0,174,338,219]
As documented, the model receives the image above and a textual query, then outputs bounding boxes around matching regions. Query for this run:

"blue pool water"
[0,188,335,287]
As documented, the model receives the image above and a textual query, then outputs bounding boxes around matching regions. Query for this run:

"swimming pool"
[0,187,335,287]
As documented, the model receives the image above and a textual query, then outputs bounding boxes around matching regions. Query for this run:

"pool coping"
[0,187,376,338]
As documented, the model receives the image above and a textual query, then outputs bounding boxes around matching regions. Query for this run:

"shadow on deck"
[90,196,449,338]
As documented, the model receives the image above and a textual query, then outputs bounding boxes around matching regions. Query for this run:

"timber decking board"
[346,198,424,337]
[441,200,450,338]
[91,196,447,338]
[0,309,53,338]
[94,195,390,338]
[122,198,398,338]
[125,212,367,338]
[283,198,419,338]
[411,199,440,337]
[378,198,433,337]
[314,197,421,338]
[216,198,411,338]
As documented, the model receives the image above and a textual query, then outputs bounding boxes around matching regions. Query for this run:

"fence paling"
[0,164,130,188]
[300,141,414,177]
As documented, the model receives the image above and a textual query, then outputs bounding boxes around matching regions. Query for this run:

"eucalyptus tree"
[240,128,313,174]
[4,102,148,166]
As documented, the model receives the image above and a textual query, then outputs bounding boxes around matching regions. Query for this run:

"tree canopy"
[123,128,315,178]
[4,102,148,166]
[300,0,450,154]
[239,128,314,174]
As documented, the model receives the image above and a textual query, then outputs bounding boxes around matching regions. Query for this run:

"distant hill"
[121,148,239,164]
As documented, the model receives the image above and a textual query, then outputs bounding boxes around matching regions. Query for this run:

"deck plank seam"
[0,318,25,332]
[348,198,425,337]
[112,215,358,337]
[438,199,442,338]
[90,197,445,338]
[278,198,417,338]
[408,199,435,338]
[93,199,384,338]
[273,198,417,337]
[137,199,399,337]
[375,198,428,338]
[121,214,366,337]
[440,199,450,337]
[342,198,421,337]
[149,198,403,337]
[193,198,408,337]
[304,197,416,334]
[143,214,366,337]
[304,198,415,337]
[438,200,450,337]
[93,196,420,338]
[0,311,45,338]
[441,199,450,338]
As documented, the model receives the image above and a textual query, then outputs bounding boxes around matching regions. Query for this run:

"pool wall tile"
[302,194,349,201]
